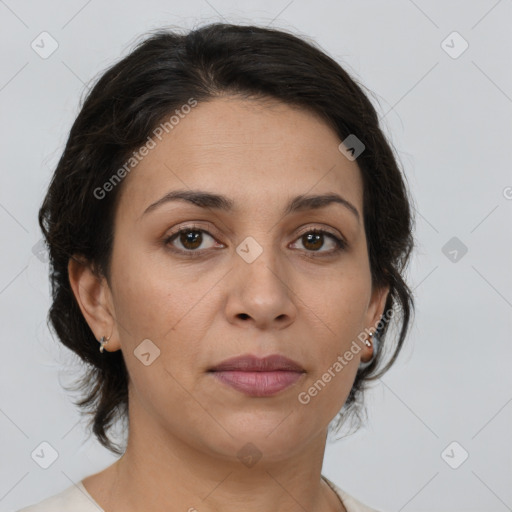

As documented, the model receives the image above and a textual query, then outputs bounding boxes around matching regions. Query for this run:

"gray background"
[1,1,511,511]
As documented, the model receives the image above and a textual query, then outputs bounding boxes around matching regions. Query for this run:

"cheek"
[299,259,371,396]
[111,268,173,339]
[109,242,192,338]
[109,260,204,407]
[109,245,218,386]
[313,260,371,334]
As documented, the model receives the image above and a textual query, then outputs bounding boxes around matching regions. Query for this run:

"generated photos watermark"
[93,98,198,200]
[297,306,396,405]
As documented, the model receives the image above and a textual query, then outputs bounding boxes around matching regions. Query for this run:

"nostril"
[238,313,250,320]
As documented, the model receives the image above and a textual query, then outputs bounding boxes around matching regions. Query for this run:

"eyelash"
[163,224,346,258]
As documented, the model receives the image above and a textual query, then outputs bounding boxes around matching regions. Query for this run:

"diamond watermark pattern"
[32,238,49,263]
[236,236,263,264]
[441,441,469,469]
[31,441,59,469]
[237,442,262,468]
[338,134,365,161]
[31,31,59,59]
[441,31,469,59]
[442,237,468,263]
[134,338,161,366]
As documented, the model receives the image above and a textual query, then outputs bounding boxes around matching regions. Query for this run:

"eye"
[164,225,346,257]
[290,229,346,255]
[165,225,221,254]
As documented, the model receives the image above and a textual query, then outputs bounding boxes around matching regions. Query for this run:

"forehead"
[117,96,364,218]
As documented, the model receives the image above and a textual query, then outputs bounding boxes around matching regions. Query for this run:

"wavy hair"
[39,22,415,455]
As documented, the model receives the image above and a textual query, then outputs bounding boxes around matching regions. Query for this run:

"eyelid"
[165,221,219,239]
[290,227,347,255]
[294,224,345,244]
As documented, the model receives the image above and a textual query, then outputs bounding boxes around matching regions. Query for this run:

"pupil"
[305,232,322,250]
[182,230,201,249]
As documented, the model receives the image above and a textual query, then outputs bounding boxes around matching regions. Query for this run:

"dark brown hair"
[39,22,415,455]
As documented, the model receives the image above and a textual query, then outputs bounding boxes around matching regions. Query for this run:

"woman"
[19,22,414,512]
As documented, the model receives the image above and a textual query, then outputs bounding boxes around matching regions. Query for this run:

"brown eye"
[166,228,218,252]
[302,232,324,251]
[178,230,202,250]
[291,229,345,255]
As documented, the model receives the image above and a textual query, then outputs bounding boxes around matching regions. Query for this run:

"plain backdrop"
[1,1,511,511]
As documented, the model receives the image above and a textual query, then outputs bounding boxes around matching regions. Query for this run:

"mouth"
[207,354,306,397]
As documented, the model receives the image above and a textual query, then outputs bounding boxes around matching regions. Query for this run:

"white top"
[16,475,381,512]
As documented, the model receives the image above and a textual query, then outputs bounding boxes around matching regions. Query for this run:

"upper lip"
[208,354,305,372]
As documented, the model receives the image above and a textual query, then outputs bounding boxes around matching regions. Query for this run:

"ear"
[361,283,390,363]
[366,283,390,328]
[68,255,121,352]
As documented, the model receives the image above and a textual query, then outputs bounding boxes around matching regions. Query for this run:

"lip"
[208,354,306,397]
[209,354,305,372]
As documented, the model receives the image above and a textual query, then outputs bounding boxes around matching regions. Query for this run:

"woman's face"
[97,96,387,461]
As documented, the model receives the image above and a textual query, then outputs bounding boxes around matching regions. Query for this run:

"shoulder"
[322,475,383,512]
[18,477,379,512]
[15,481,102,512]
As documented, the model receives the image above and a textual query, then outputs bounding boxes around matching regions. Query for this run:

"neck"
[83,392,345,512]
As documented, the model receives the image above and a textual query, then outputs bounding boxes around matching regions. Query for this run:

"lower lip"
[210,370,304,397]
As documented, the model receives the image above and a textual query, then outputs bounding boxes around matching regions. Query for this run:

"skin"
[69,96,389,512]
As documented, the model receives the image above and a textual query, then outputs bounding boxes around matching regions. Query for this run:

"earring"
[364,331,374,348]
[98,335,111,353]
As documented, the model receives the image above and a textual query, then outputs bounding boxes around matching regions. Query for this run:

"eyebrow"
[142,189,360,222]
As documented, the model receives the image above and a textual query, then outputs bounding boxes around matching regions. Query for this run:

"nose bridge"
[236,232,283,292]
[227,231,296,327]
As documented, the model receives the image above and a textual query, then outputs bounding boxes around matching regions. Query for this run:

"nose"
[224,244,297,331]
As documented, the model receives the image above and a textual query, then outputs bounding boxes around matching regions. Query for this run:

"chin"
[201,414,319,463]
